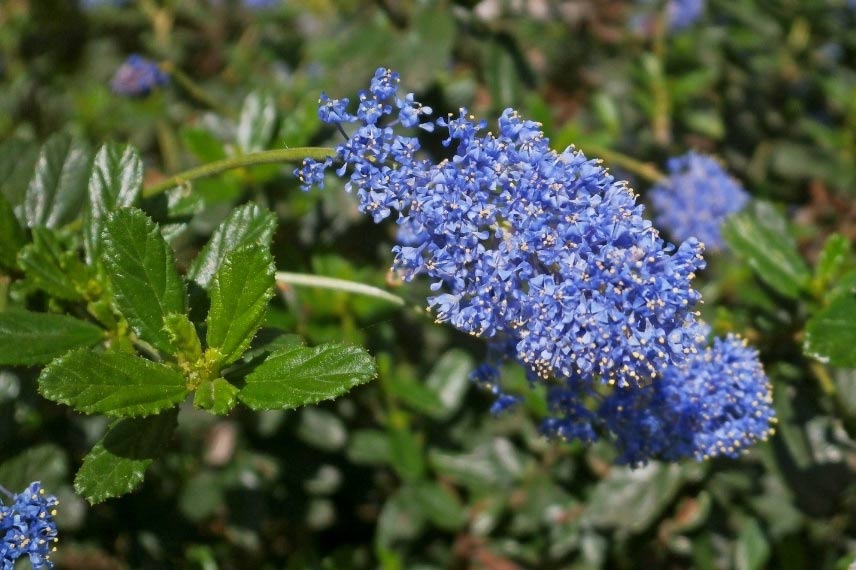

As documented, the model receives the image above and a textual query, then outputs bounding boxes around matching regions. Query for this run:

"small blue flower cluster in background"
[633,0,705,32]
[666,0,705,30]
[649,151,749,252]
[110,55,169,98]
[1,482,59,570]
[297,68,775,465]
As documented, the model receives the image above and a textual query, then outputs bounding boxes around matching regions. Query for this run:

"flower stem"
[582,143,665,184]
[275,271,407,308]
[142,147,337,197]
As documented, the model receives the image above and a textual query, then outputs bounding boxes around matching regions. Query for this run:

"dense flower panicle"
[1,482,59,570]
[595,331,776,465]
[298,67,776,464]
[297,67,706,392]
[649,151,749,252]
[110,55,169,97]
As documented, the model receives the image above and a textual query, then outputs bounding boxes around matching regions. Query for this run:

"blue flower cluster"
[297,67,706,391]
[1,482,59,570]
[666,0,705,30]
[110,55,169,98]
[634,0,705,32]
[297,68,775,464]
[649,151,749,252]
[547,328,776,465]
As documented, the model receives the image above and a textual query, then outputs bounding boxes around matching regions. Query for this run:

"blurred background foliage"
[1,0,856,568]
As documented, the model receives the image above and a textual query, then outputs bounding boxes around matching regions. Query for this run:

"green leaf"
[180,127,228,162]
[74,410,177,504]
[24,132,92,229]
[237,92,278,153]
[0,444,68,492]
[0,136,39,208]
[389,422,425,482]
[734,518,770,570]
[0,310,103,366]
[584,463,684,534]
[410,481,467,531]
[0,193,25,269]
[17,227,87,301]
[194,377,239,415]
[103,208,187,354]
[187,203,276,288]
[297,407,347,451]
[206,243,274,366]
[424,349,473,420]
[813,233,852,290]
[163,313,202,363]
[721,201,811,299]
[39,349,188,417]
[346,429,392,466]
[84,142,143,262]
[804,293,856,367]
[239,343,377,410]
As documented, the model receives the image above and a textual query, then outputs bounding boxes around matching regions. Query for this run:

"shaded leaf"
[103,208,186,354]
[0,310,103,366]
[410,481,467,531]
[584,463,684,534]
[74,410,178,504]
[804,293,856,367]
[0,444,68,492]
[24,132,92,229]
[84,142,143,262]
[0,193,25,270]
[237,92,278,153]
[347,429,392,466]
[206,243,274,366]
[187,203,276,288]
[39,349,188,417]
[721,201,810,299]
[425,349,473,420]
[239,343,376,410]
[0,136,39,208]
[734,518,770,570]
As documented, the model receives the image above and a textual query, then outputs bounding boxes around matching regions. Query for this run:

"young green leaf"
[74,409,178,504]
[206,243,274,366]
[39,349,189,417]
[84,142,143,262]
[238,343,377,410]
[186,203,276,288]
[804,293,856,367]
[237,92,278,153]
[103,208,187,354]
[163,313,202,364]
[17,227,88,301]
[721,201,811,299]
[0,193,25,270]
[24,132,93,229]
[0,310,104,366]
[194,377,239,415]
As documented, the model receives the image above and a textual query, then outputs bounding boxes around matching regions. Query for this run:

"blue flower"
[595,330,776,465]
[297,68,707,394]
[1,482,59,570]
[666,0,705,30]
[649,151,749,252]
[110,55,169,97]
[633,0,705,32]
